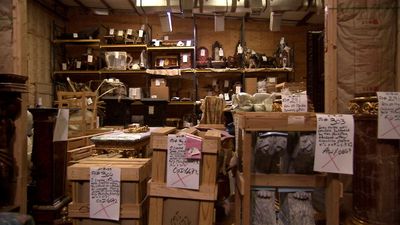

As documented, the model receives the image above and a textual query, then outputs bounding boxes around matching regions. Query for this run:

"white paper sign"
[166,134,200,190]
[182,54,188,63]
[87,55,93,63]
[314,114,354,175]
[53,109,69,142]
[200,49,206,57]
[282,93,308,112]
[117,30,123,36]
[90,167,121,221]
[186,40,192,46]
[138,30,144,37]
[73,33,78,38]
[127,29,133,35]
[109,28,114,35]
[377,92,400,139]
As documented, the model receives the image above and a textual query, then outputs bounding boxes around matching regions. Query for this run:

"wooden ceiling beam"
[297,11,315,26]
[99,0,114,14]
[126,0,141,15]
[73,0,90,13]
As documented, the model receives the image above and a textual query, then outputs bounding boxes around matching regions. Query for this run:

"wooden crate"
[56,91,98,131]
[66,128,114,164]
[148,127,221,225]
[234,112,342,225]
[67,158,151,225]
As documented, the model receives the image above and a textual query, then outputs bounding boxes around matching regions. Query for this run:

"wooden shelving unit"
[234,112,342,225]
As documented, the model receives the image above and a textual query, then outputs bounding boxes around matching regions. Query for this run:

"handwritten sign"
[314,114,354,175]
[377,92,400,139]
[90,167,121,221]
[167,134,200,190]
[282,93,308,112]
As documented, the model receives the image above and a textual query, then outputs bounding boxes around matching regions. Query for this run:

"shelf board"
[168,101,196,106]
[147,46,195,51]
[53,70,100,75]
[99,70,147,74]
[53,39,101,44]
[100,44,147,49]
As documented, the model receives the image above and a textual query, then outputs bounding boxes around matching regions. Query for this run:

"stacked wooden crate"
[65,128,114,164]
[67,157,151,225]
[148,127,221,225]
[234,112,342,225]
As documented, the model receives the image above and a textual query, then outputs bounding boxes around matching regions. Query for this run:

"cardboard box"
[245,77,257,95]
[151,78,167,87]
[150,86,170,100]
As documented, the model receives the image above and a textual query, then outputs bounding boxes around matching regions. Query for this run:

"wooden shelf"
[52,39,101,45]
[147,46,195,51]
[100,44,147,49]
[99,70,147,74]
[53,70,99,75]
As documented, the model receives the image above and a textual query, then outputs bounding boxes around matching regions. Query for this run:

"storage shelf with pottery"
[234,112,342,225]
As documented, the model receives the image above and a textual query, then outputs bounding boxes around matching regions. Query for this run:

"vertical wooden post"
[326,178,342,225]
[12,0,28,213]
[397,5,400,92]
[242,131,252,225]
[324,0,338,114]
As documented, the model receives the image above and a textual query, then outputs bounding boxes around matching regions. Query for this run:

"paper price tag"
[155,79,161,86]
[76,61,81,69]
[267,77,276,83]
[200,49,205,57]
[186,40,192,46]
[159,60,164,67]
[182,54,188,63]
[237,45,243,54]
[148,106,154,115]
[61,63,67,70]
[219,48,224,57]
[109,28,114,35]
[224,80,229,88]
[224,93,230,101]
[87,55,93,63]
[73,33,78,38]
[262,56,267,61]
[138,30,143,37]
[87,97,93,105]
[235,86,241,94]
[127,29,133,35]
[117,30,123,36]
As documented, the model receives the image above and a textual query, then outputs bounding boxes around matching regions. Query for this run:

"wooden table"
[90,128,158,158]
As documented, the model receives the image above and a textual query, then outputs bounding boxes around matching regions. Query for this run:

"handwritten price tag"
[90,167,121,221]
[282,93,308,112]
[314,114,354,175]
[377,92,400,139]
[166,134,200,190]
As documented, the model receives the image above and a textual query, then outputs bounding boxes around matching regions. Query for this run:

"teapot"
[105,51,133,70]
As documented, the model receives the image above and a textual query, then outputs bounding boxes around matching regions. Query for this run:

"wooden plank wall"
[398,5,400,92]
[66,9,323,82]
[27,1,62,107]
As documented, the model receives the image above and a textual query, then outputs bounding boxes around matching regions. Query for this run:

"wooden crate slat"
[251,173,327,188]
[199,201,214,225]
[151,127,176,135]
[148,198,164,225]
[148,182,217,201]
[150,135,168,150]
[201,154,218,187]
[67,160,150,181]
[151,151,167,183]
[71,218,141,225]
[236,112,317,131]
[68,202,143,218]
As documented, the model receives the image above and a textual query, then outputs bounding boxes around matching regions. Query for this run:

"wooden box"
[66,128,114,164]
[67,158,151,225]
[234,112,342,225]
[148,127,221,225]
